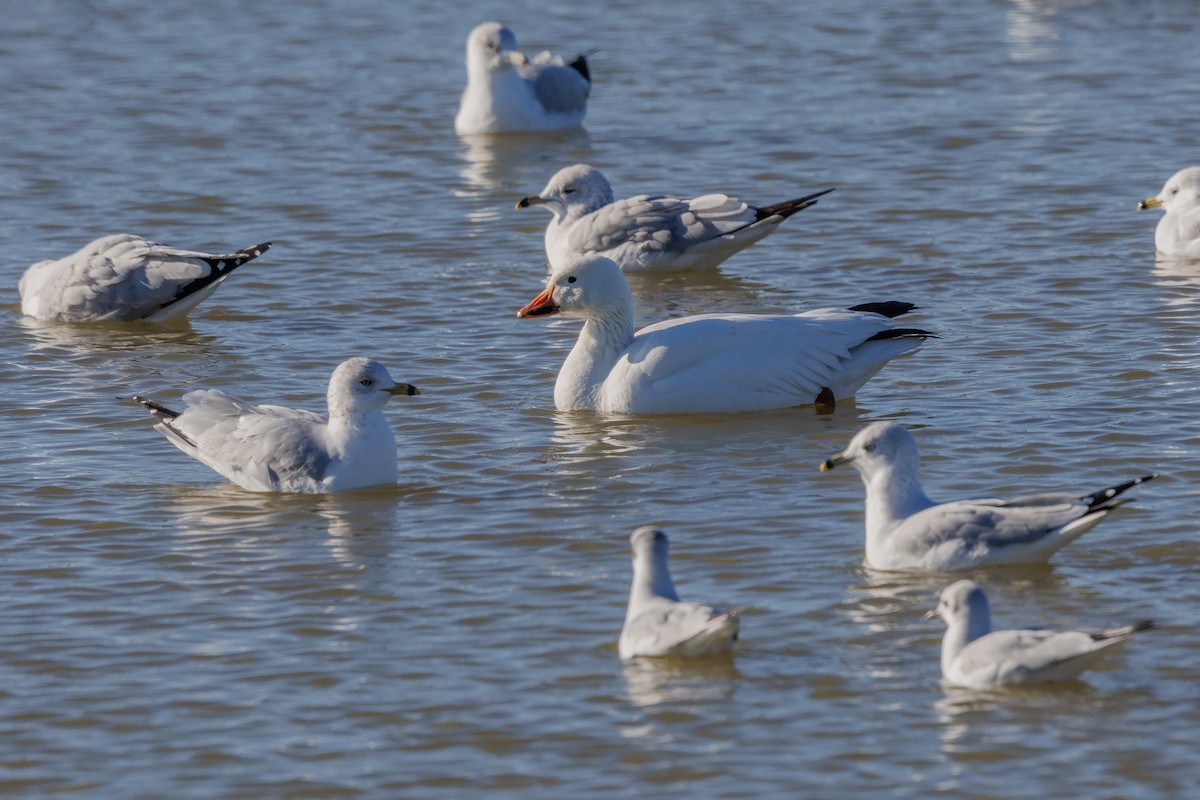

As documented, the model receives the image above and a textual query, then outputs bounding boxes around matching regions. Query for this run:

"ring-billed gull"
[1138,167,1200,258]
[516,164,834,272]
[619,527,740,660]
[454,21,591,135]
[132,358,419,493]
[819,421,1157,571]
[516,256,930,414]
[927,579,1153,689]
[19,234,270,323]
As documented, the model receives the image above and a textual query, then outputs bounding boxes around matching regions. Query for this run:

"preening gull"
[454,21,591,135]
[619,527,740,660]
[927,579,1153,689]
[517,256,930,414]
[132,358,419,493]
[819,421,1157,571]
[1139,167,1200,258]
[19,234,270,323]
[517,164,834,272]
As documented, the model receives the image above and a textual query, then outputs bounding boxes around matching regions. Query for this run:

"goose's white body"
[931,580,1151,689]
[133,358,418,494]
[1140,167,1200,258]
[619,527,740,660]
[821,422,1156,571]
[518,257,927,414]
[19,234,269,323]
[455,22,589,135]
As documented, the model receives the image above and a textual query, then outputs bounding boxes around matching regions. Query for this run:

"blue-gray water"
[2,1,1198,797]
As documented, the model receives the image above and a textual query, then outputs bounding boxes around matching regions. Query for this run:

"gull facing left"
[619,527,740,660]
[517,164,833,272]
[1138,166,1200,258]
[132,358,419,493]
[820,422,1156,571]
[20,234,270,323]
[928,580,1153,689]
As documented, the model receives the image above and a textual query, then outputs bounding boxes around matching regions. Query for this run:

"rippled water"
[2,0,1199,797]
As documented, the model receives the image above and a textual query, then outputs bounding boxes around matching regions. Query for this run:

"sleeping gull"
[132,358,420,493]
[819,421,1157,571]
[516,164,834,272]
[619,527,741,659]
[1138,167,1200,258]
[19,234,270,323]
[927,579,1153,689]
[454,21,591,135]
[517,255,930,414]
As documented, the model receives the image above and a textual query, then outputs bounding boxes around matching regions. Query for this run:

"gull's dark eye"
[360,378,373,386]
[1171,187,1180,195]
[567,276,577,283]
[563,187,576,194]
[864,442,877,452]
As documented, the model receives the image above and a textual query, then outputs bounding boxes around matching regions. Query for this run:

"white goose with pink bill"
[517,164,834,272]
[517,255,930,414]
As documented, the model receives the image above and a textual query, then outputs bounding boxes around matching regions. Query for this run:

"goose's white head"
[516,164,615,219]
[819,421,920,482]
[926,579,990,631]
[465,21,522,73]
[327,357,420,417]
[517,256,633,321]
[1140,166,1200,213]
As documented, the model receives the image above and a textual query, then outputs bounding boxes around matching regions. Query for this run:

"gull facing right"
[132,358,419,494]
[928,580,1153,690]
[619,527,740,660]
[820,422,1156,571]
[517,164,833,272]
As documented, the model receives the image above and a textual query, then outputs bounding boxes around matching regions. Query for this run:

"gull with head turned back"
[820,421,1157,571]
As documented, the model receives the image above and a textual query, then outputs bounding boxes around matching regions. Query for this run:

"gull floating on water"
[517,164,834,272]
[619,527,741,660]
[19,234,270,323]
[927,579,1153,689]
[1138,167,1200,258]
[820,421,1157,571]
[132,358,419,493]
[517,255,930,414]
[454,21,591,135]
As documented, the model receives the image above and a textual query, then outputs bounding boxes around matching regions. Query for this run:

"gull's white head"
[516,256,633,321]
[630,526,669,562]
[1140,166,1200,213]
[516,164,615,219]
[927,579,990,631]
[327,357,420,416]
[465,21,521,72]
[820,421,920,482]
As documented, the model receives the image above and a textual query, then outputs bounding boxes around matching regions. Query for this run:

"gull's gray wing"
[953,628,1129,685]
[518,52,590,114]
[569,193,758,261]
[622,602,733,657]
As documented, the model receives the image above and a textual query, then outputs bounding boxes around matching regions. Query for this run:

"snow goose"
[516,256,930,414]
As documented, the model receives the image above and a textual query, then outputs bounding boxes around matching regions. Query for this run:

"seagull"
[454,21,591,135]
[1138,167,1200,258]
[517,256,930,414]
[517,164,834,272]
[131,358,419,493]
[19,234,270,323]
[619,527,741,660]
[820,421,1157,571]
[927,579,1153,689]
